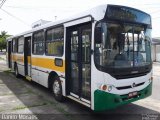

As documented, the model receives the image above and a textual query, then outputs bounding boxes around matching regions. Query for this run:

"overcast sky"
[0,0,160,37]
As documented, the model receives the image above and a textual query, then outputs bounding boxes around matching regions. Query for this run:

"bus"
[6,4,152,111]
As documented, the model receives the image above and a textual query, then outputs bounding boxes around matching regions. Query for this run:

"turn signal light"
[101,85,107,91]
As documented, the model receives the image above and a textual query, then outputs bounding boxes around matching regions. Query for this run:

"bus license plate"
[128,91,138,98]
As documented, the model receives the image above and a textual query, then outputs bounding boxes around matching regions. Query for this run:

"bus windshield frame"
[94,6,152,79]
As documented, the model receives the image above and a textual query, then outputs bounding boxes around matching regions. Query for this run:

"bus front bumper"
[94,82,152,111]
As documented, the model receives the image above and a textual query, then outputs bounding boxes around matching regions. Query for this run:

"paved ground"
[0,53,160,120]
[152,62,160,101]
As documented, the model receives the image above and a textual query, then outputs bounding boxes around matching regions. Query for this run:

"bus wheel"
[15,65,20,78]
[52,76,63,102]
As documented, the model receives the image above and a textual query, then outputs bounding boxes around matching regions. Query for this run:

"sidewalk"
[0,54,8,72]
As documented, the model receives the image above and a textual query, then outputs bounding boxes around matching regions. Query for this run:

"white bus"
[6,4,152,111]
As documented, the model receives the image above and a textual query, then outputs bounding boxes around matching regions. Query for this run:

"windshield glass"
[95,22,152,69]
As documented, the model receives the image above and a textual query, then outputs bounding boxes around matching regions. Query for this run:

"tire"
[15,65,20,78]
[52,76,64,102]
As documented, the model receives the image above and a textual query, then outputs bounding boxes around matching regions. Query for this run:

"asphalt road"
[0,54,160,120]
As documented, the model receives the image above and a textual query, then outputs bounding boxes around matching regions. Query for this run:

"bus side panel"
[16,54,25,76]
[31,66,38,83]
[31,56,65,89]
[11,54,15,71]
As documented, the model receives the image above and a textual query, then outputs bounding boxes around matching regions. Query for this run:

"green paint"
[94,82,152,111]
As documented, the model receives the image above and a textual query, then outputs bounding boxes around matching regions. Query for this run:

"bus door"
[24,37,31,77]
[66,23,91,101]
[8,41,12,68]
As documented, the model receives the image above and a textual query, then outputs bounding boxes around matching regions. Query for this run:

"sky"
[0,0,160,37]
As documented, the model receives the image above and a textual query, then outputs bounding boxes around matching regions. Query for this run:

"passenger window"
[17,37,24,53]
[33,31,45,54]
[46,27,64,56]
[12,39,17,53]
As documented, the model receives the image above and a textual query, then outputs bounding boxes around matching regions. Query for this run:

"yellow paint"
[12,54,24,63]
[28,56,31,64]
[11,54,16,61]
[11,54,65,72]
[31,57,65,72]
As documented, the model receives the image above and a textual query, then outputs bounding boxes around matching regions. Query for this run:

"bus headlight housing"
[100,84,113,92]
[108,85,112,92]
[100,84,107,91]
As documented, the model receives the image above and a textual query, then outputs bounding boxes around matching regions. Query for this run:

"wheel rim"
[53,80,60,96]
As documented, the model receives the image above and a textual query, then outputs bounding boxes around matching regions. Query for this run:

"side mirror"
[95,27,102,44]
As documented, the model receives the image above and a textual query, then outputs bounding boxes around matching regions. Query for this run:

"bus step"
[67,95,90,107]
[25,76,32,81]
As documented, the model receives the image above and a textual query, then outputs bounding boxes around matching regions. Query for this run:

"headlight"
[100,84,113,92]
[108,85,112,92]
[100,84,107,91]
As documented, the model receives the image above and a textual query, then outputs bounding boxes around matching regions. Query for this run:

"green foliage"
[0,31,10,52]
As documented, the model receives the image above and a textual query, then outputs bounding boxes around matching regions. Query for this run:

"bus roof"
[6,4,107,40]
[6,4,151,40]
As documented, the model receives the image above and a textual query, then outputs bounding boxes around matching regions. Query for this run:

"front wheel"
[52,76,64,102]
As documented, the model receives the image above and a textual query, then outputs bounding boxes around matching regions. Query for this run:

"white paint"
[64,16,92,27]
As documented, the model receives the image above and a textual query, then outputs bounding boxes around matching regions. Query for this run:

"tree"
[0,31,10,52]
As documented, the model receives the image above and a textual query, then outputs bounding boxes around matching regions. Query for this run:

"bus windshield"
[94,22,152,69]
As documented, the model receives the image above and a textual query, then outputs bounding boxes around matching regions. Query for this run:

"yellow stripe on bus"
[28,56,31,64]
[12,54,24,63]
[11,55,64,72]
[31,57,65,72]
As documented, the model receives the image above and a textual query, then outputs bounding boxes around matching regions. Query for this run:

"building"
[152,37,160,62]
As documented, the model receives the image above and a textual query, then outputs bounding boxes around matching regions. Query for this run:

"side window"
[33,31,45,54]
[17,37,24,53]
[12,39,17,53]
[27,38,31,56]
[46,27,64,56]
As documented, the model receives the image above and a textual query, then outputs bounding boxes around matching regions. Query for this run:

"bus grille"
[116,82,145,90]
